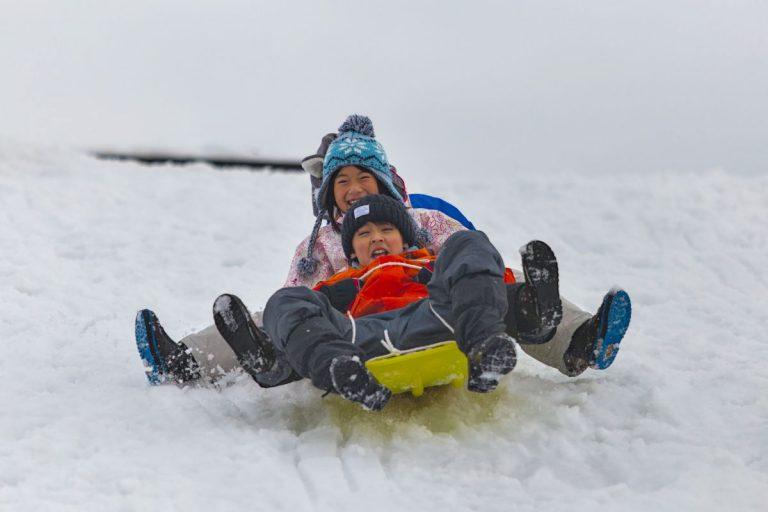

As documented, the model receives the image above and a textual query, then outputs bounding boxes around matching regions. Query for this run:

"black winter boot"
[213,294,275,377]
[466,333,517,393]
[563,289,632,376]
[135,309,200,385]
[503,241,562,344]
[329,355,391,411]
[519,240,562,338]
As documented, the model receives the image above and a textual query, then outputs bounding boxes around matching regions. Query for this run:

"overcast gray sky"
[1,0,766,177]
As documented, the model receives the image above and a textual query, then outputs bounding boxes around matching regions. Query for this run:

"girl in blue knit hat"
[294,114,410,277]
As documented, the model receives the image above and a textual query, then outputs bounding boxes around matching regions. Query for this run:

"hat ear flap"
[389,166,407,202]
[415,227,431,248]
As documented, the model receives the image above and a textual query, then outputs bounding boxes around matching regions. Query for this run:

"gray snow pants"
[180,257,594,386]
[262,231,508,391]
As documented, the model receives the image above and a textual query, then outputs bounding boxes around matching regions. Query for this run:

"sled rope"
[379,330,401,355]
[429,300,455,334]
[359,261,431,281]
[347,310,357,345]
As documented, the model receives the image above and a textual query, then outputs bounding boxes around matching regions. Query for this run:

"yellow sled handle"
[365,341,467,397]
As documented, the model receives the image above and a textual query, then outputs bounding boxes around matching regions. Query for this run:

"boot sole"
[468,334,517,393]
[135,309,165,385]
[592,289,632,370]
[330,356,391,411]
[520,240,563,330]
[213,294,270,376]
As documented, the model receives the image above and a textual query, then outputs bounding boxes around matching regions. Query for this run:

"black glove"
[316,278,363,312]
[415,264,434,284]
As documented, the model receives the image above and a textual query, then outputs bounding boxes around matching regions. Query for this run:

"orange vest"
[314,248,516,317]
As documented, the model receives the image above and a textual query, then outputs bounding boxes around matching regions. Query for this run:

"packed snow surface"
[1,144,766,511]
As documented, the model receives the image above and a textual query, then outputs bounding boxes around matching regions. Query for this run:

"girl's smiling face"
[350,221,406,266]
[333,166,380,213]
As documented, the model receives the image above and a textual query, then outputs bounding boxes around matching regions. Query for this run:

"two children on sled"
[135,114,632,411]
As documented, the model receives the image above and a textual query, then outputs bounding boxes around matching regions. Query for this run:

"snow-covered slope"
[1,144,766,511]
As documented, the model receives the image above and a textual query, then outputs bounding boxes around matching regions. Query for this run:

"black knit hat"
[341,195,419,263]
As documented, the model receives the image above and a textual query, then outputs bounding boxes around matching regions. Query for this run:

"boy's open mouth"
[370,248,389,258]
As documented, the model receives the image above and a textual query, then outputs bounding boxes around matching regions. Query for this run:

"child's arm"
[315,278,363,313]
[410,209,467,254]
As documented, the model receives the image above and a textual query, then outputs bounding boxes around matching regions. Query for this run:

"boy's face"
[333,166,380,213]
[351,221,406,266]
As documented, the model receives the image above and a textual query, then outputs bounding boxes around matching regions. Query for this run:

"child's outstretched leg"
[263,287,391,410]
[518,289,632,377]
[427,231,517,393]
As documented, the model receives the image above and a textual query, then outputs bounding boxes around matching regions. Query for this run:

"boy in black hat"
[214,195,562,411]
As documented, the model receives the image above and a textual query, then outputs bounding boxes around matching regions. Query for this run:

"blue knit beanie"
[316,114,403,212]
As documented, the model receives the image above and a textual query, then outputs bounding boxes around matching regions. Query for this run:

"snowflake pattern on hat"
[336,137,369,155]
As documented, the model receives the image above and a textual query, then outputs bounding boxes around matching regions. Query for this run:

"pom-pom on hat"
[341,194,419,263]
[316,114,403,212]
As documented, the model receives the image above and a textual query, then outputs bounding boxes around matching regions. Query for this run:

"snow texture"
[0,144,766,511]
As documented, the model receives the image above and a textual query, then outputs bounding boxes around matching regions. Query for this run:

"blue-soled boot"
[135,309,200,385]
[564,289,632,375]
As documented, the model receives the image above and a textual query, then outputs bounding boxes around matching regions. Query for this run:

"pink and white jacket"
[283,208,467,288]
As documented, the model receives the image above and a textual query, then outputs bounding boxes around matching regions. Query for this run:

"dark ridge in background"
[92,151,302,171]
